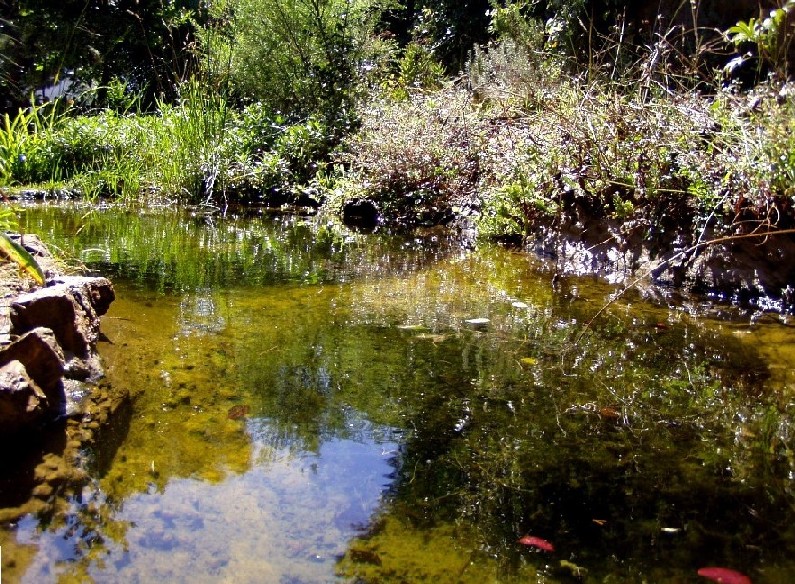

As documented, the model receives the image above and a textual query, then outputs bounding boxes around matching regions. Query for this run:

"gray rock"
[10,277,114,359]
[0,327,65,415]
[0,360,47,434]
[1,264,115,434]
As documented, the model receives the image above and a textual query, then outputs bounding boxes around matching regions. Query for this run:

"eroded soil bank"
[524,195,795,314]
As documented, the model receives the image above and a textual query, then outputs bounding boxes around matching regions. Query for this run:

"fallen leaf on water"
[517,535,554,552]
[520,357,538,366]
[592,518,607,526]
[227,405,250,420]
[599,407,620,419]
[697,566,752,584]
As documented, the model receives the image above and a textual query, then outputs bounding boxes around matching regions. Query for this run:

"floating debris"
[560,559,588,578]
[697,566,752,584]
[227,404,250,420]
[415,333,448,343]
[518,535,555,552]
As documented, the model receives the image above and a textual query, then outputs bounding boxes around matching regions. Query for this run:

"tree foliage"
[202,0,387,125]
[0,0,200,112]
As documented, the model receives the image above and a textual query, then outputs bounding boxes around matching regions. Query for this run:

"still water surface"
[2,203,794,582]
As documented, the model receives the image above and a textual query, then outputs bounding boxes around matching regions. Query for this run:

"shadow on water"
[0,202,792,582]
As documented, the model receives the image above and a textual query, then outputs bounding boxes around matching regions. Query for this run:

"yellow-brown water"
[1,203,794,582]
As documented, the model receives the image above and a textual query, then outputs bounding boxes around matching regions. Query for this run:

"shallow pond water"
[2,203,795,583]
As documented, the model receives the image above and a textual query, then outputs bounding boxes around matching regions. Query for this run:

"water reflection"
[1,203,793,583]
[16,419,399,583]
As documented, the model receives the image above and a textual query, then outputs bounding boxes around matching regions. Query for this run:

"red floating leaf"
[697,566,752,584]
[517,535,555,552]
[227,404,250,420]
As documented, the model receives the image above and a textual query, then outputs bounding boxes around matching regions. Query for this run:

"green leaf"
[0,233,45,286]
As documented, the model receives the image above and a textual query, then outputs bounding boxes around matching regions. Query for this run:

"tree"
[380,0,494,72]
[0,0,200,112]
[204,0,386,123]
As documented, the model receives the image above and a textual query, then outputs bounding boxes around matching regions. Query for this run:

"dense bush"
[201,0,384,125]
[330,89,482,225]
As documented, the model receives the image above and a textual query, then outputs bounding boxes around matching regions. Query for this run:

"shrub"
[201,0,385,126]
[334,88,482,225]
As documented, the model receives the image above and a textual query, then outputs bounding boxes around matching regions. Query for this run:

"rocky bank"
[0,234,127,522]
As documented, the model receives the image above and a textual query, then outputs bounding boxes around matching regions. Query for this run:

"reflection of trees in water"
[21,205,460,294]
[342,316,793,581]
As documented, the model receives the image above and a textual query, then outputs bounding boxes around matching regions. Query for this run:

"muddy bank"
[0,234,127,522]
[522,194,795,314]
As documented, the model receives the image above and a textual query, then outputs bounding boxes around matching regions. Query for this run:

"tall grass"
[149,79,232,204]
[1,80,236,204]
[0,100,61,187]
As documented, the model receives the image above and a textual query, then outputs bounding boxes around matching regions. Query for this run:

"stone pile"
[0,235,115,436]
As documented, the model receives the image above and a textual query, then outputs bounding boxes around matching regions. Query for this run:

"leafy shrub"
[202,0,384,126]
[725,1,795,81]
[334,89,482,225]
[381,42,446,100]
[237,115,332,198]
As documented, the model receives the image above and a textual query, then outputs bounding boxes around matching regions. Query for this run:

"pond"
[2,202,794,583]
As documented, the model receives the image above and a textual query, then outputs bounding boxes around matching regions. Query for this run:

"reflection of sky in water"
[179,289,227,336]
[16,419,400,584]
